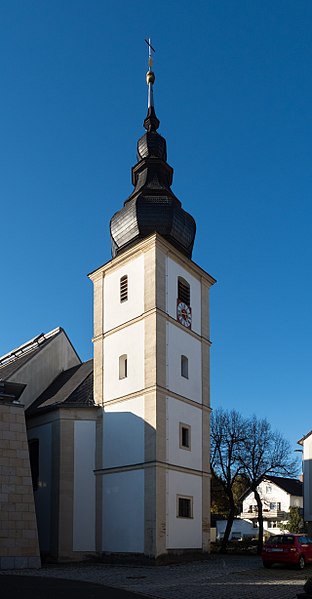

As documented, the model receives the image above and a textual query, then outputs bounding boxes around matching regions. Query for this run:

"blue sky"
[1,1,311,459]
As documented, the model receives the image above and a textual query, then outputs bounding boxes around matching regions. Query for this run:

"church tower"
[89,42,216,559]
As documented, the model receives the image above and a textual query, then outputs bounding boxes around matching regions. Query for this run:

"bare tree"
[239,415,299,554]
[210,408,248,553]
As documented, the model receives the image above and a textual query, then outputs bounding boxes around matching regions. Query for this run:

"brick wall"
[0,402,41,569]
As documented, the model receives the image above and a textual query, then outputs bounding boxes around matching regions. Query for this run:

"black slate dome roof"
[110,82,196,259]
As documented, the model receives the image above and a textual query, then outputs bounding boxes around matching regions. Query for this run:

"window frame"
[181,354,189,379]
[179,422,191,451]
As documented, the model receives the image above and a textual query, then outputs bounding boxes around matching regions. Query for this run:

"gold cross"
[145,38,155,69]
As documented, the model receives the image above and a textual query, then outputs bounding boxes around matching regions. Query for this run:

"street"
[0,554,309,599]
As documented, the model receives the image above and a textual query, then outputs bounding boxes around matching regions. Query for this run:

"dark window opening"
[178,497,192,518]
[28,438,39,491]
[181,426,190,448]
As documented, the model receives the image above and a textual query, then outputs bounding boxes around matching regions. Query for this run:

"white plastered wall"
[166,256,201,335]
[103,320,144,401]
[102,470,144,553]
[166,470,202,549]
[167,323,202,403]
[103,254,144,332]
[166,396,202,470]
[73,420,96,551]
[103,396,145,468]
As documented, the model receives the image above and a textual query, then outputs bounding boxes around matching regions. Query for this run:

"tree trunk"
[254,489,264,555]
[220,491,236,554]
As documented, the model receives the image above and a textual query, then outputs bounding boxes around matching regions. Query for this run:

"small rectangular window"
[177,496,193,518]
[179,423,191,450]
[120,275,128,302]
[119,354,128,379]
[269,502,281,511]
[178,277,190,305]
[181,355,188,378]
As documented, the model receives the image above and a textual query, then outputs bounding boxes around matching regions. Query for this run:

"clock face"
[177,301,192,328]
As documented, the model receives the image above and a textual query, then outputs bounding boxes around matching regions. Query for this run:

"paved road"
[0,554,310,599]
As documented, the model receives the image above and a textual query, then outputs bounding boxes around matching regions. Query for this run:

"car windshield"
[267,535,294,545]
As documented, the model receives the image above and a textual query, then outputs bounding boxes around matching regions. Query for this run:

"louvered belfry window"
[120,275,128,302]
[178,277,190,305]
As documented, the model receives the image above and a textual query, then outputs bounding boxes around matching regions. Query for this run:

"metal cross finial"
[145,38,155,70]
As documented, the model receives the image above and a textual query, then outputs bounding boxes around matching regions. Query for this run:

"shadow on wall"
[103,409,155,469]
[101,409,156,554]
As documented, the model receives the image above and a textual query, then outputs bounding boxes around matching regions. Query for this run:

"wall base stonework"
[0,401,41,570]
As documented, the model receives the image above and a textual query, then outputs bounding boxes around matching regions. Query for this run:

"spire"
[109,40,196,259]
[144,38,159,132]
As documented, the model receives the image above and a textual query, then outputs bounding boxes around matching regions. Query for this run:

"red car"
[262,534,312,569]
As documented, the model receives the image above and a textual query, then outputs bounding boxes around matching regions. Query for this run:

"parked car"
[262,534,312,569]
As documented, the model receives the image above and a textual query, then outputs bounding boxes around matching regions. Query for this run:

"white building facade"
[89,234,215,558]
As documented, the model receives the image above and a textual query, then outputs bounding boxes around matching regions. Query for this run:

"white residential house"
[240,476,303,536]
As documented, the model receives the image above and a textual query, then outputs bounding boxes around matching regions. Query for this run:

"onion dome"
[110,41,196,259]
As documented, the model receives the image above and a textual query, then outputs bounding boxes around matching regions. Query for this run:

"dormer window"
[178,277,190,305]
[120,275,128,302]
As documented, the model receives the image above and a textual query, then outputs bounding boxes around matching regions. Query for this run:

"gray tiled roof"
[0,329,63,380]
[26,359,95,415]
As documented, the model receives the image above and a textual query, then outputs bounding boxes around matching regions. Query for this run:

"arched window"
[119,354,128,379]
[181,355,189,379]
[120,275,128,302]
[178,277,190,305]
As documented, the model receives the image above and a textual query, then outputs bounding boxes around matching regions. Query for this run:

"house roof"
[241,476,303,501]
[265,476,303,497]
[298,431,312,445]
[26,359,96,416]
[0,327,80,380]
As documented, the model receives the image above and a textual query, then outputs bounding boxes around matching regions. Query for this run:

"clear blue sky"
[1,1,311,460]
